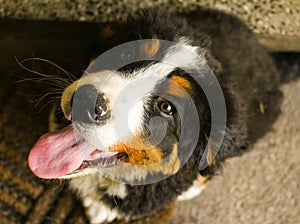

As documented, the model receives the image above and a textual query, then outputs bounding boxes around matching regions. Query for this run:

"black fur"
[57,9,282,222]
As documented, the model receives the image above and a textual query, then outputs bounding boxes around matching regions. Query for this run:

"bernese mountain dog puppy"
[28,9,282,223]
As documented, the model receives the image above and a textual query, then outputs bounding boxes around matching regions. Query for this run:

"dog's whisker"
[26,91,62,100]
[33,91,62,108]
[20,77,68,89]
[15,57,74,89]
[37,74,72,87]
[18,57,77,82]
[30,57,77,82]
[17,74,69,90]
[37,99,61,112]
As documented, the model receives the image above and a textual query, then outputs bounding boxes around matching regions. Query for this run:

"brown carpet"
[0,19,299,224]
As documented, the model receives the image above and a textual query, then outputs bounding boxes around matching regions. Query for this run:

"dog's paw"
[84,197,120,224]
[177,175,207,201]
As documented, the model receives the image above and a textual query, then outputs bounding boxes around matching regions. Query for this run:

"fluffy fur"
[34,9,281,223]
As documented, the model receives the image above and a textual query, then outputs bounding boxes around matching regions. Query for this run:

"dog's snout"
[72,84,110,125]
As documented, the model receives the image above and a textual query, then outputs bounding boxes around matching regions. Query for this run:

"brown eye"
[158,101,174,116]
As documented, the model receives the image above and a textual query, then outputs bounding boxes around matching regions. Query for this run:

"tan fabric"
[0,0,299,51]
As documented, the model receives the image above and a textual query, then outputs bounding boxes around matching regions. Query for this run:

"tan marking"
[177,175,207,201]
[150,144,180,175]
[110,140,180,175]
[166,76,192,97]
[206,144,214,166]
[140,37,160,57]
[61,79,79,119]
[259,102,265,114]
[85,26,116,70]
[196,174,208,186]
[109,139,163,166]
[204,133,216,166]
[99,26,115,40]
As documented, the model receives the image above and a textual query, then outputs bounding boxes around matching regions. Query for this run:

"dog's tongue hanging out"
[28,125,96,179]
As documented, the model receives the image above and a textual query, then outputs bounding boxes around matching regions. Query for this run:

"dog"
[28,9,282,223]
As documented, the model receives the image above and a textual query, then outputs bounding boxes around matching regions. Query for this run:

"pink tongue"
[28,124,96,179]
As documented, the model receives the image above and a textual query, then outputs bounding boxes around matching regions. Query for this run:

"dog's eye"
[157,101,174,116]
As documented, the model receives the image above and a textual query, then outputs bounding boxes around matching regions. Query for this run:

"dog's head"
[28,13,227,184]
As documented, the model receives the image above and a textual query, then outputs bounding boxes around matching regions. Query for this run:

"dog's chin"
[59,152,129,179]
[59,167,99,179]
[60,161,181,185]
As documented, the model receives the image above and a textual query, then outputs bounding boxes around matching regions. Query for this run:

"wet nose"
[72,84,110,125]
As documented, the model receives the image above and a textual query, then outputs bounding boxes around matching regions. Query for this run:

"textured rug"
[1,0,299,51]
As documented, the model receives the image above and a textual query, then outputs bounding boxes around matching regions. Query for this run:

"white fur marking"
[70,175,126,223]
[177,180,206,201]
[85,197,121,224]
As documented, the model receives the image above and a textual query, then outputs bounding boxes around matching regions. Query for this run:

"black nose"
[72,85,110,125]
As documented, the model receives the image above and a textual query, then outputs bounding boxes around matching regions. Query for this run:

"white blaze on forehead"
[162,37,204,70]
[111,74,162,142]
[133,37,203,80]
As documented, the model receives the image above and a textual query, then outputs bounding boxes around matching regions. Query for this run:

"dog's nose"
[72,84,110,125]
